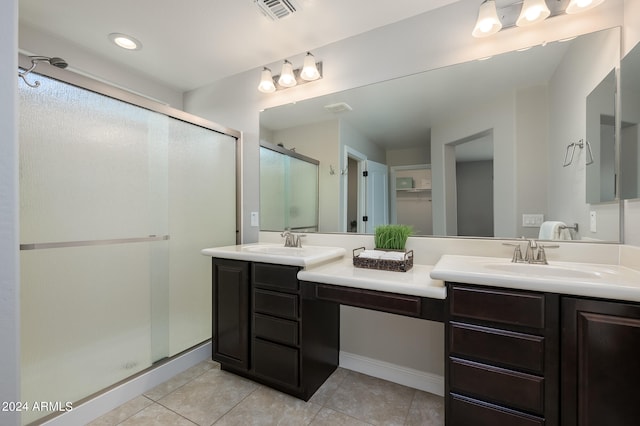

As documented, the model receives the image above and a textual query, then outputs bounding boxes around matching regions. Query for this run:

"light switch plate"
[522,214,544,227]
[250,211,259,227]
[590,211,597,233]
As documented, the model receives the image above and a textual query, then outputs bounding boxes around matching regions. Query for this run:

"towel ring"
[563,139,594,167]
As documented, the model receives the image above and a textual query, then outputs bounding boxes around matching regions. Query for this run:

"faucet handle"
[503,242,524,263]
[294,234,306,247]
[535,244,559,264]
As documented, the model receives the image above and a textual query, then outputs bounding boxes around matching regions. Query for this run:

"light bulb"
[516,0,550,26]
[258,68,276,93]
[300,53,320,81]
[278,60,297,88]
[566,0,605,14]
[472,0,502,38]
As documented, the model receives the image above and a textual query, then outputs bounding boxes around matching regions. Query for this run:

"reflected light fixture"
[258,67,276,93]
[278,60,297,88]
[566,0,605,14]
[472,0,607,37]
[472,0,502,38]
[516,0,550,26]
[108,33,142,50]
[300,52,321,81]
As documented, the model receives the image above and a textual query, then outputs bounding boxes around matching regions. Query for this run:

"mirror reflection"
[260,28,621,242]
[620,42,640,200]
[586,69,616,204]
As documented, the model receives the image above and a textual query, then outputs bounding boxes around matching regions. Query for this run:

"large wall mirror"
[260,27,621,242]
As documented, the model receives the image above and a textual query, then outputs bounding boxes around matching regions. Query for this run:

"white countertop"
[298,257,446,299]
[201,243,345,267]
[202,244,640,303]
[431,254,640,303]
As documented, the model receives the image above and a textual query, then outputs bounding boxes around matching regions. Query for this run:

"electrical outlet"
[590,211,597,233]
[522,214,544,227]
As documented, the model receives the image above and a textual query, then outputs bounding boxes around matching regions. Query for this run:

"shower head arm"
[18,61,42,88]
[18,56,68,88]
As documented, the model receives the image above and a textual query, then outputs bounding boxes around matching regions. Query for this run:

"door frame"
[342,146,367,233]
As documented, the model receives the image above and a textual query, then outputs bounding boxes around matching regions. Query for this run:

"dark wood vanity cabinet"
[211,258,339,401]
[561,297,640,426]
[445,283,559,426]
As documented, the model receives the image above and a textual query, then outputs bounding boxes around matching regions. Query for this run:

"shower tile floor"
[89,360,444,426]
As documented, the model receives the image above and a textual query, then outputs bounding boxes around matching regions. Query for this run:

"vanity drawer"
[449,394,545,426]
[450,357,544,414]
[450,285,545,330]
[450,322,544,373]
[252,263,299,292]
[253,338,299,388]
[254,313,299,346]
[254,289,299,320]
[315,284,422,317]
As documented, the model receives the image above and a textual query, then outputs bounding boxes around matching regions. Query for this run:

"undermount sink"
[243,245,328,256]
[201,243,346,267]
[484,263,603,280]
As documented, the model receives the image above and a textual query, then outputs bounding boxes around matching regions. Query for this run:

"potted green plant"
[374,224,413,251]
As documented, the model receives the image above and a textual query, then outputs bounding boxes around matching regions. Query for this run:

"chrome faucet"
[503,239,558,265]
[281,230,305,247]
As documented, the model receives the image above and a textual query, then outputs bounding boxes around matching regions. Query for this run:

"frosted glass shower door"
[288,156,319,230]
[19,72,237,424]
[259,146,319,231]
[167,118,236,355]
[19,75,165,424]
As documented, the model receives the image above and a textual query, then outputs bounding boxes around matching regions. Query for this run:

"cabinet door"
[212,258,250,370]
[562,297,640,426]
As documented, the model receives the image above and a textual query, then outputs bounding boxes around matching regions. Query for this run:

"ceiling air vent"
[254,0,301,20]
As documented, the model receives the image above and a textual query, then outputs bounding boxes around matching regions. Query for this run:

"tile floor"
[89,360,444,426]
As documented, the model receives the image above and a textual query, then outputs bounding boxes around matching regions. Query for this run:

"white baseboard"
[41,342,212,426]
[339,351,444,397]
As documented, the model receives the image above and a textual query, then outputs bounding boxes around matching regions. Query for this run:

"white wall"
[516,85,549,238]
[1,1,20,424]
[387,145,431,167]
[431,92,516,237]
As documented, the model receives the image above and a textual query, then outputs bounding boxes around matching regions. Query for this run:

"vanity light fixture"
[516,0,551,26]
[566,0,605,14]
[472,0,502,38]
[472,0,607,38]
[257,53,323,93]
[108,33,142,50]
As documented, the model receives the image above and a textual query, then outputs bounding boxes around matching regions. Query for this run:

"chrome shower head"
[18,55,69,88]
[48,57,68,69]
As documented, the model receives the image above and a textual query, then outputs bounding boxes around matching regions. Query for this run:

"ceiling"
[18,0,461,92]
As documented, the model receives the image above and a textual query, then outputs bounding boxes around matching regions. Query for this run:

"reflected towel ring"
[563,139,594,167]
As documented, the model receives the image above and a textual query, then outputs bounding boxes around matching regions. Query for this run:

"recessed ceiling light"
[108,33,142,50]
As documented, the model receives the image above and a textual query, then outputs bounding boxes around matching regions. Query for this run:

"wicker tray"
[352,247,414,272]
